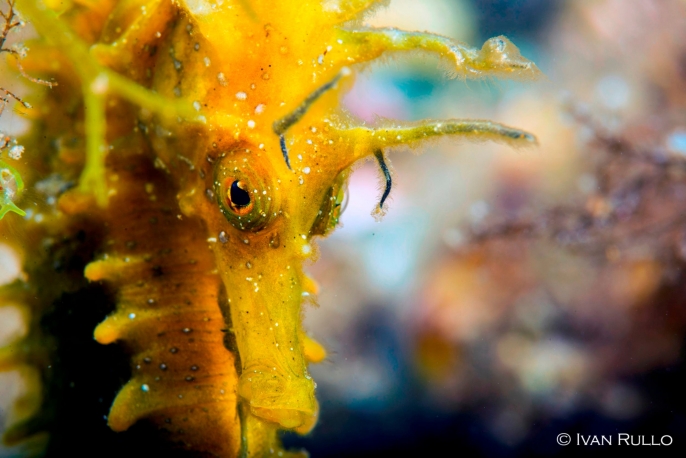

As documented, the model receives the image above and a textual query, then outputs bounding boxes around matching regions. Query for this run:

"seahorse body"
[1,0,540,456]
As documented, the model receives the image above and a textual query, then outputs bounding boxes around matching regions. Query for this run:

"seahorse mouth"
[238,361,318,431]
[209,233,319,431]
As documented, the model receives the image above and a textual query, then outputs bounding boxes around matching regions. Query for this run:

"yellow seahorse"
[1,0,540,455]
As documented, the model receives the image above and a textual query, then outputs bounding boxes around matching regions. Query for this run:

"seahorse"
[0,0,540,456]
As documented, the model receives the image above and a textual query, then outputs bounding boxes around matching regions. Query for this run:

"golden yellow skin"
[4,0,540,455]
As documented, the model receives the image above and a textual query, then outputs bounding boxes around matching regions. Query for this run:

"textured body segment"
[84,138,241,456]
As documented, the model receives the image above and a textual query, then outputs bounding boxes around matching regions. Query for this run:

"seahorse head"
[141,0,370,432]
[136,0,541,433]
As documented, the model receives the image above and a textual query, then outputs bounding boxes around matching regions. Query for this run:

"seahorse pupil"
[228,179,252,212]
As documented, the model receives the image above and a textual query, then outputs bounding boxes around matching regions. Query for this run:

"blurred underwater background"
[3,0,686,456]
[288,0,686,456]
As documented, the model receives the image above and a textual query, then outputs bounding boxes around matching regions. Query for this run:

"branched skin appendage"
[335,29,540,81]
[0,159,25,218]
[1,0,28,219]
[4,0,540,455]
[1,0,62,220]
[16,0,201,207]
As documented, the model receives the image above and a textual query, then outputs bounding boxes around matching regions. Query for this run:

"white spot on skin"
[217,72,228,86]
[193,101,202,111]
[203,57,211,67]
[90,74,109,94]
[8,145,24,159]
[302,244,312,255]
[141,384,150,392]
[236,91,247,100]
[303,167,311,174]
[129,313,136,319]
[247,120,256,129]
[254,104,266,114]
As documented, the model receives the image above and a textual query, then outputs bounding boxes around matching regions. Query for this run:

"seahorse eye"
[214,155,277,232]
[226,180,253,214]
